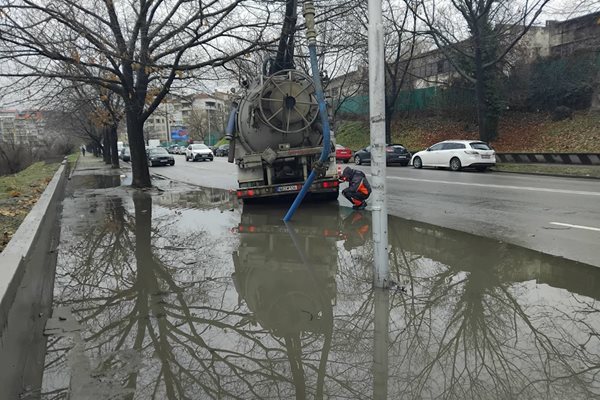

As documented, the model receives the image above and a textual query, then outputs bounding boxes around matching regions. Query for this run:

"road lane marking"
[385,176,600,197]
[550,222,600,232]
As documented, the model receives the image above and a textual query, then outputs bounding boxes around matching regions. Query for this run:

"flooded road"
[41,176,600,399]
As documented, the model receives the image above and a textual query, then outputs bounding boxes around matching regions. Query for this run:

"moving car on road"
[354,144,411,166]
[215,143,230,157]
[335,144,352,163]
[411,140,495,171]
[185,143,214,162]
[147,147,175,166]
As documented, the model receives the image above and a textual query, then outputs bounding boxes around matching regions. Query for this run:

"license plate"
[276,184,299,192]
[482,155,491,159]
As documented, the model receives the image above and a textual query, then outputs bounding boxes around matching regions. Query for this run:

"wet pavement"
[40,164,600,399]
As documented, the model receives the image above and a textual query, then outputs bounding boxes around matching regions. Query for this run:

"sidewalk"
[72,154,119,174]
[493,163,600,179]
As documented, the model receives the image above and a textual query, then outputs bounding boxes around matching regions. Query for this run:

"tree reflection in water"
[386,220,600,399]
[42,189,600,399]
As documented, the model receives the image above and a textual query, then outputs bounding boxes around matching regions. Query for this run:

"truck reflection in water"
[41,182,600,399]
[232,204,340,399]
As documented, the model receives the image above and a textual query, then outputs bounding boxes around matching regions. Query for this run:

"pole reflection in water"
[42,181,600,399]
[372,288,389,400]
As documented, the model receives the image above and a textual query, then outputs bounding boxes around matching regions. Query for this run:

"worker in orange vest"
[340,167,371,210]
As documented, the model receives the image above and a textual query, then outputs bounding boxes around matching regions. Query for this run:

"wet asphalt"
[34,161,600,399]
[151,155,600,267]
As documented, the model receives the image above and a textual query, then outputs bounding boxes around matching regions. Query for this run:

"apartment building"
[144,92,228,142]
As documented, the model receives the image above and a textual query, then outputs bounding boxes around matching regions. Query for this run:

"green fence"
[334,86,474,116]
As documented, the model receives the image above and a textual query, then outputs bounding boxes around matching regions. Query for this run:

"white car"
[185,143,214,162]
[411,140,496,172]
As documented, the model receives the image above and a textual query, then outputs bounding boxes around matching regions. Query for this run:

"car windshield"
[149,147,168,155]
[471,142,492,150]
[192,144,208,150]
[335,144,346,150]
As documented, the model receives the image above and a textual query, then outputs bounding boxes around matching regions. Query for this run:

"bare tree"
[0,0,271,187]
[408,0,552,142]
[314,0,419,143]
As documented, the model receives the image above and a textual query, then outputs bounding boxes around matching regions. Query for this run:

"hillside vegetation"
[335,112,600,153]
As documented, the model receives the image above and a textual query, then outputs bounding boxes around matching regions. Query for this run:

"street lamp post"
[207,108,212,145]
[165,103,170,143]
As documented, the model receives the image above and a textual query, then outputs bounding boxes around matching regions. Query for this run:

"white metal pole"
[166,103,170,143]
[207,109,211,145]
[368,0,389,288]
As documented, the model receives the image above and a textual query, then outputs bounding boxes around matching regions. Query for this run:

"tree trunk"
[126,115,152,188]
[474,40,488,142]
[102,128,111,164]
[110,125,120,169]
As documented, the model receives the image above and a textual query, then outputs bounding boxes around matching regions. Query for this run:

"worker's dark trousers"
[342,188,368,206]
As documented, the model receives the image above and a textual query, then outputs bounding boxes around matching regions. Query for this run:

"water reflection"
[233,205,339,399]
[386,220,600,399]
[69,173,122,189]
[42,185,600,399]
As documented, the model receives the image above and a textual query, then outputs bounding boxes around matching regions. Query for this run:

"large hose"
[283,0,331,222]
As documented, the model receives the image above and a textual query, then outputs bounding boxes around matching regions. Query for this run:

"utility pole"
[207,108,211,145]
[368,0,389,288]
[165,101,170,143]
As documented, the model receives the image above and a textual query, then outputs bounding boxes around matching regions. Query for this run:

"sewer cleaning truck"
[225,0,339,202]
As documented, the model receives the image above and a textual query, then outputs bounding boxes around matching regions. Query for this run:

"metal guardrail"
[496,153,600,165]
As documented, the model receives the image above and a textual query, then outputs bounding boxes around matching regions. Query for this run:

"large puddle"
[41,182,600,399]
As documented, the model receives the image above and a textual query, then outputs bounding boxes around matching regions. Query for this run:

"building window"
[206,101,216,108]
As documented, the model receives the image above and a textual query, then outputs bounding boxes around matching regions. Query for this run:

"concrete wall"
[547,12,600,57]
[0,160,67,399]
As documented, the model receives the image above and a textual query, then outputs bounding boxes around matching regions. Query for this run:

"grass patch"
[335,121,370,150]
[0,161,61,252]
[337,111,600,153]
[494,163,600,178]
[214,137,229,147]
[66,152,79,164]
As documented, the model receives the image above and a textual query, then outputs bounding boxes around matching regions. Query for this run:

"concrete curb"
[491,168,600,180]
[496,152,600,165]
[0,159,67,333]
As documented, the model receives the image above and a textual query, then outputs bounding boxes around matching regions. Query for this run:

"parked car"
[185,143,214,162]
[354,144,411,166]
[167,145,179,154]
[175,145,185,155]
[147,147,175,166]
[335,144,352,163]
[121,147,131,162]
[215,143,230,157]
[411,140,496,171]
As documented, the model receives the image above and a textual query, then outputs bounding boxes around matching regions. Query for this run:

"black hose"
[269,0,297,75]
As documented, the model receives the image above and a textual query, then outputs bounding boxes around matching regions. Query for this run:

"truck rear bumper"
[236,179,339,199]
